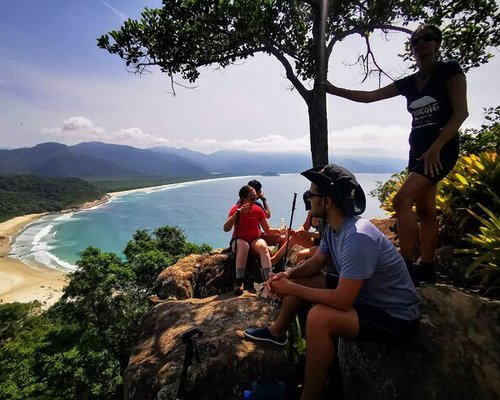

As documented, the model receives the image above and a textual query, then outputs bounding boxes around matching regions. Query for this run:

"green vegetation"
[460,106,500,155]
[90,175,227,193]
[436,151,499,245]
[0,226,211,400]
[370,108,500,295]
[456,198,500,294]
[0,175,105,222]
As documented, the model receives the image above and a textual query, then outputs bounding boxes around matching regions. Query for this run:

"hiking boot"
[415,262,437,284]
[244,327,287,346]
[233,278,244,296]
[404,259,419,287]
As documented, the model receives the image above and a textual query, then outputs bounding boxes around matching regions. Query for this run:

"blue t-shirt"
[319,216,420,320]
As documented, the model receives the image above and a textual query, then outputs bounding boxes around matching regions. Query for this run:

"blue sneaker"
[244,327,287,346]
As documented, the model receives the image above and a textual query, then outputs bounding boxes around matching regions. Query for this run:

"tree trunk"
[307,88,329,167]
[307,0,329,167]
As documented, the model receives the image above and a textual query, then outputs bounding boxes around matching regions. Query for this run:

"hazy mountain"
[0,143,134,178]
[71,142,208,177]
[0,142,404,180]
[150,146,406,174]
[0,142,209,179]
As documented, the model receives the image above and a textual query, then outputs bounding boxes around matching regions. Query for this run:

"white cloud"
[42,116,105,136]
[329,124,409,158]
[168,135,305,153]
[0,77,5,85]
[62,116,97,132]
[41,117,168,147]
[40,116,408,157]
[100,0,127,21]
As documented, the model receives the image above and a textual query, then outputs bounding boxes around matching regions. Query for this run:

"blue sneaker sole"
[244,331,287,346]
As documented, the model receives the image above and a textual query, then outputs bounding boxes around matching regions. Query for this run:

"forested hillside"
[0,175,105,222]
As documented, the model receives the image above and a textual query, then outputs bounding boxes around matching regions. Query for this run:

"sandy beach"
[0,214,68,309]
[0,182,203,309]
[0,190,151,309]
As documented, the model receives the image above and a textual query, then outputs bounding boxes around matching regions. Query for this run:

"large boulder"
[154,250,266,301]
[339,284,500,400]
[124,293,293,400]
[129,226,500,400]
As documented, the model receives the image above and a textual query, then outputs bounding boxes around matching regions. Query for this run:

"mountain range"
[0,142,405,180]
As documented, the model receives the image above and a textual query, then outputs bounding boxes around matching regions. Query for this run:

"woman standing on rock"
[326,24,468,284]
[224,185,280,295]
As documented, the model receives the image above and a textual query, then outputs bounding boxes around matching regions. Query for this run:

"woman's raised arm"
[325,81,399,103]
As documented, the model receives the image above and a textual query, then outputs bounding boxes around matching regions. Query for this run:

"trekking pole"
[177,327,203,400]
[233,208,241,263]
[280,192,298,271]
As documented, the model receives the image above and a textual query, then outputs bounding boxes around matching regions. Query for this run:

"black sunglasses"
[410,33,437,47]
[248,196,257,201]
[304,190,327,201]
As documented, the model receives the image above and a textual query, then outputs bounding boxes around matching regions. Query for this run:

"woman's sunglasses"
[410,33,437,47]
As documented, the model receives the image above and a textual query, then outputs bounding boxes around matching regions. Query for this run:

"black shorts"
[229,237,260,253]
[408,139,459,185]
[325,274,419,342]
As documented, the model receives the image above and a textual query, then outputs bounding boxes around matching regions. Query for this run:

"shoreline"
[0,214,68,309]
[0,183,188,308]
[1,173,378,307]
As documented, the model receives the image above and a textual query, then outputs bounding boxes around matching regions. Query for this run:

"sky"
[1,0,499,159]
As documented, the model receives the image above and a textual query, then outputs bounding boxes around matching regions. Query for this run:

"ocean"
[10,173,391,271]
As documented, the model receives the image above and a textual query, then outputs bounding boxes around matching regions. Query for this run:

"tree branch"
[262,39,311,103]
[301,0,321,8]
[361,34,394,83]
[372,24,413,35]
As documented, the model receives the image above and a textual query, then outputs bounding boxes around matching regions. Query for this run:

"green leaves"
[437,151,500,245]
[461,106,500,155]
[455,199,500,294]
[0,225,211,399]
[0,175,104,223]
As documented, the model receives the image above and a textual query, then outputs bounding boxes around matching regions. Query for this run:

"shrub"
[436,152,500,245]
[369,170,407,215]
[455,196,500,295]
[460,106,500,155]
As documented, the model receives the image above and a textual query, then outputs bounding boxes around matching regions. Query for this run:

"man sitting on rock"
[244,164,421,400]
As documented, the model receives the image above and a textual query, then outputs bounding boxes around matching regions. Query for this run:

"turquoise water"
[11,173,390,270]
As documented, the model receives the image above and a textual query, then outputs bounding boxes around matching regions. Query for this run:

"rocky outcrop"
[339,284,500,400]
[127,229,500,400]
[124,293,293,400]
[154,250,266,301]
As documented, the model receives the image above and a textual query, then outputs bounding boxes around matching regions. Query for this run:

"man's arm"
[270,276,364,311]
[284,250,329,280]
[291,278,364,311]
[260,194,271,218]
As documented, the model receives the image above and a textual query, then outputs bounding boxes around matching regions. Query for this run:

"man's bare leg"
[268,275,326,337]
[300,305,359,400]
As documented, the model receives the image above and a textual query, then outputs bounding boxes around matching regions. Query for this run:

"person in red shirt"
[224,185,280,295]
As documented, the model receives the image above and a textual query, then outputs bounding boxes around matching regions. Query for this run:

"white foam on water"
[10,215,78,272]
[54,212,74,222]
[113,175,257,199]
[33,250,77,272]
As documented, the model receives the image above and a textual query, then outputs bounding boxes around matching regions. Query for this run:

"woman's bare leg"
[392,173,434,262]
[415,186,438,263]
[251,238,272,279]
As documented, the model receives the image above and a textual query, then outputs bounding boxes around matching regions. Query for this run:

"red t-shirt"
[228,204,266,242]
